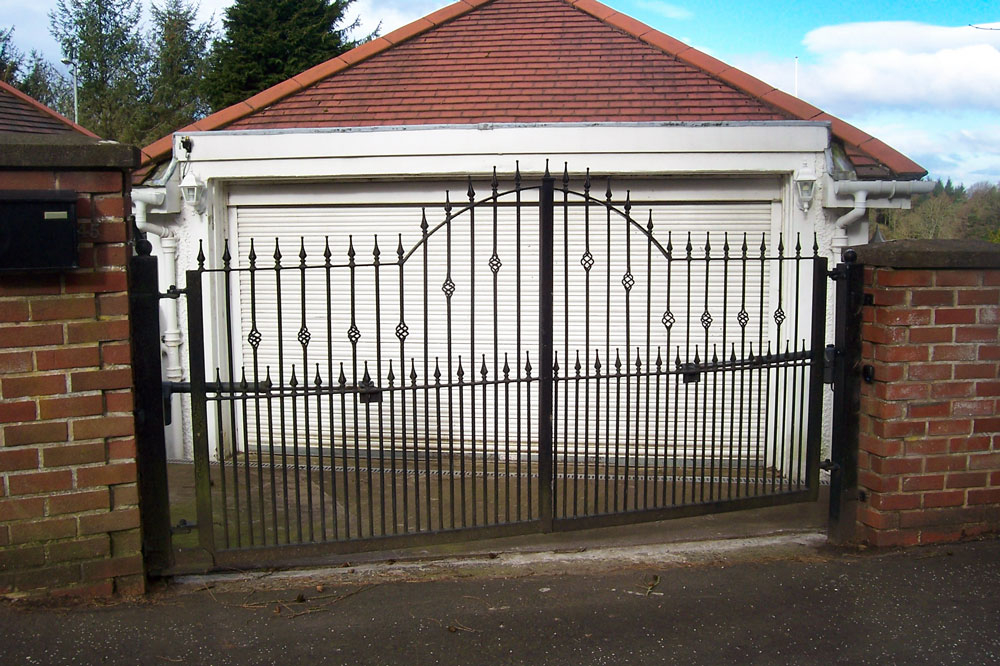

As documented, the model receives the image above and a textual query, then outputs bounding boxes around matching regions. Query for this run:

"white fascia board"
[194,153,829,183]
[174,122,831,180]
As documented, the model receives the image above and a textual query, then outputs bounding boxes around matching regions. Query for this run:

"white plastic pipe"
[132,188,184,383]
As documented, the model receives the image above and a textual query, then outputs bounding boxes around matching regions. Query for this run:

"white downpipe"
[832,189,868,254]
[832,180,936,253]
[132,189,184,383]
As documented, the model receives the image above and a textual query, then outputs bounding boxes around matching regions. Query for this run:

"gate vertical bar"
[538,168,555,531]
[130,242,172,573]
[185,267,216,555]
[805,254,829,498]
[830,253,863,537]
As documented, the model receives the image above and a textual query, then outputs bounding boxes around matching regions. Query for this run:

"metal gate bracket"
[823,344,838,384]
[828,249,858,281]
[680,363,701,384]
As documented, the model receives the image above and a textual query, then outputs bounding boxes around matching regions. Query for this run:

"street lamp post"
[60,56,79,125]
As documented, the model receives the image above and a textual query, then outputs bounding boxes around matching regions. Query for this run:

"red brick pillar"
[852,240,1000,547]
[1,141,143,596]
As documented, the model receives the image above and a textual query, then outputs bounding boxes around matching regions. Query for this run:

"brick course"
[0,164,142,598]
[856,262,1000,546]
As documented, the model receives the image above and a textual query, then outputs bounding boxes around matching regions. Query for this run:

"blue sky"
[3,0,998,184]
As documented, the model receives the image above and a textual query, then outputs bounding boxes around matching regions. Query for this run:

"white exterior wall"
[143,122,850,462]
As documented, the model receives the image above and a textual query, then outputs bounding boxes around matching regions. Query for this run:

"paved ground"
[3,533,999,665]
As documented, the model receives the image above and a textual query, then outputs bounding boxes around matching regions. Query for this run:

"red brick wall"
[857,265,1000,546]
[0,169,142,596]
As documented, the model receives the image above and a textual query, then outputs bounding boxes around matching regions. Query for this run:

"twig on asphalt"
[250,584,379,619]
[447,621,479,633]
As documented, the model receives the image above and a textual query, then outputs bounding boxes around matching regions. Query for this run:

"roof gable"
[139,0,925,180]
[229,0,790,129]
[0,80,98,137]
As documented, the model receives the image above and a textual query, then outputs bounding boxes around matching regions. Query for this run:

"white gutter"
[831,180,936,253]
[132,188,184,383]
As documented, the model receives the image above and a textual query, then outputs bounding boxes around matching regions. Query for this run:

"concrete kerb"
[172,529,829,591]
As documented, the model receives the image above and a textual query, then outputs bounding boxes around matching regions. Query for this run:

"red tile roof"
[0,80,99,138]
[139,0,925,180]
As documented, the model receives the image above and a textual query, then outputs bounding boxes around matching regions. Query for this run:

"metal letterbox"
[0,190,78,271]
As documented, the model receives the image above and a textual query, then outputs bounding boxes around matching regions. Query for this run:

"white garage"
[133,0,930,550]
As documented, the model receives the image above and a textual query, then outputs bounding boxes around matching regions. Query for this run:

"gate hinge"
[171,518,197,534]
[827,265,848,281]
[823,344,839,384]
[819,459,841,473]
[161,285,186,300]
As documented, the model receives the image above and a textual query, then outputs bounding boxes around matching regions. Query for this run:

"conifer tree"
[143,0,212,143]
[19,53,74,116]
[50,0,149,141]
[1,26,74,118]
[1,27,23,83]
[205,0,362,112]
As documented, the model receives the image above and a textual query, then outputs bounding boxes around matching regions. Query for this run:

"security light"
[794,166,817,212]
[179,171,204,211]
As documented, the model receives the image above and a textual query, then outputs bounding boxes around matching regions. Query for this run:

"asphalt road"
[3,536,999,665]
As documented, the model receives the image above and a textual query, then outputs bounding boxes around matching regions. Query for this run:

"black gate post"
[130,238,173,573]
[185,268,216,555]
[829,251,863,540]
[538,167,555,531]
[805,254,829,498]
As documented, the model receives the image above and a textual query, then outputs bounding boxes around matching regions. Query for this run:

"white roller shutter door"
[226,186,789,466]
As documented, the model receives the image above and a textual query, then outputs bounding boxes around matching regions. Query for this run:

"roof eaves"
[137,0,491,171]
[0,79,100,139]
[856,136,927,179]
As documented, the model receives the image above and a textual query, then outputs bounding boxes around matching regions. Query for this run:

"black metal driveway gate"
[135,164,829,572]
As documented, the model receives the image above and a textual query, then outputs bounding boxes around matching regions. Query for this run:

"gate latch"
[823,344,838,385]
[680,363,701,384]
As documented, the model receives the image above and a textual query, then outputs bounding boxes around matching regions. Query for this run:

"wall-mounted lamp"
[180,170,205,212]
[794,165,817,212]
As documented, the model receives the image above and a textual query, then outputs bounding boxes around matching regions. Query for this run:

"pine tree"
[50,0,150,142]
[143,0,213,143]
[18,52,74,117]
[1,26,24,83]
[204,0,362,112]
[1,26,74,118]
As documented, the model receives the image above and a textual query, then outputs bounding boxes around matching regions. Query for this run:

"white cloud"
[862,116,1000,184]
[736,21,1000,113]
[349,0,443,39]
[803,44,1000,111]
[632,1,693,21]
[731,21,1000,184]
[804,21,1000,54]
